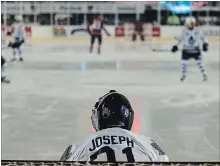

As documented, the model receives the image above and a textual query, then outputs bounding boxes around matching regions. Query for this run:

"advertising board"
[201,26,220,37]
[1,26,32,37]
[115,25,161,37]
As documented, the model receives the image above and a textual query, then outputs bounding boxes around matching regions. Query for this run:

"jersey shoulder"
[181,27,202,37]
[138,135,169,161]
[60,133,98,161]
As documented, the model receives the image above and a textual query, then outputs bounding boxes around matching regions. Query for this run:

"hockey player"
[88,14,110,54]
[1,56,10,84]
[10,15,26,62]
[1,33,11,83]
[132,19,144,42]
[171,17,208,82]
[60,90,169,162]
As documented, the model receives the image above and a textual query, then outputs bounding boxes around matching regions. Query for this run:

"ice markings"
[161,92,218,107]
[116,61,122,70]
[80,61,87,71]
[2,114,11,121]
[80,61,122,71]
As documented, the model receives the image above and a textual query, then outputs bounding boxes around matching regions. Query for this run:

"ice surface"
[1,39,219,161]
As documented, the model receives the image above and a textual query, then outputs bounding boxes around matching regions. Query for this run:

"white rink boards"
[1,39,219,161]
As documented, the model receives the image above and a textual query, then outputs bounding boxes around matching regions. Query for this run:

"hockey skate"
[89,46,93,53]
[19,57,23,62]
[97,47,101,55]
[180,74,186,82]
[10,57,16,62]
[203,74,208,82]
[1,77,10,84]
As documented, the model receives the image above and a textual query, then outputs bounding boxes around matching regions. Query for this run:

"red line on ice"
[131,96,140,133]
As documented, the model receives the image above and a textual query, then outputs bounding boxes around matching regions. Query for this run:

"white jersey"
[12,22,26,42]
[1,33,9,48]
[60,128,169,162]
[2,33,6,46]
[176,27,208,52]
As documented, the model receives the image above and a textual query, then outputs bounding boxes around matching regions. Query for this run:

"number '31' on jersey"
[60,128,169,162]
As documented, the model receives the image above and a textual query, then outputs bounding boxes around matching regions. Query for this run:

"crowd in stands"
[1,1,220,26]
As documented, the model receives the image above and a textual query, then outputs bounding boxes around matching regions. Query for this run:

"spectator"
[167,13,180,25]
[144,6,157,24]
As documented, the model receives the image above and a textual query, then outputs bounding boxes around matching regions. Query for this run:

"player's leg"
[1,56,10,84]
[139,31,145,42]
[97,35,102,54]
[1,56,6,67]
[11,47,17,62]
[10,41,20,61]
[180,51,189,81]
[90,35,95,53]
[195,53,207,81]
[180,60,188,81]
[132,31,137,42]
[18,44,24,61]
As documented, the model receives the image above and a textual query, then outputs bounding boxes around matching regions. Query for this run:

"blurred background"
[1,1,220,26]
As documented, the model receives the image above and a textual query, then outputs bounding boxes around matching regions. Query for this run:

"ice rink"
[2,38,219,161]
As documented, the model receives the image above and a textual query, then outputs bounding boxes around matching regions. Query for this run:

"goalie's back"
[60,128,169,162]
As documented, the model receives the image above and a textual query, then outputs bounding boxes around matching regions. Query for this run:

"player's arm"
[150,139,169,161]
[171,29,185,53]
[199,29,208,52]
[176,29,185,46]
[1,33,12,48]
[60,144,77,161]
[102,24,110,36]
[21,25,26,43]
[87,24,92,35]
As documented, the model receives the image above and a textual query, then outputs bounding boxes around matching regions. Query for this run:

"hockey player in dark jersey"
[88,14,110,54]
[132,19,145,42]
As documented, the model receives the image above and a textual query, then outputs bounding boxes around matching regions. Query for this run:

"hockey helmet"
[185,17,196,29]
[96,14,104,21]
[15,15,23,22]
[91,90,134,131]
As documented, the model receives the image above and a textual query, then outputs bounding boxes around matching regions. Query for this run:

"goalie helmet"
[91,90,134,131]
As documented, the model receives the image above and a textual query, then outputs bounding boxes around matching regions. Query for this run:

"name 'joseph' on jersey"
[176,27,208,51]
[60,128,169,162]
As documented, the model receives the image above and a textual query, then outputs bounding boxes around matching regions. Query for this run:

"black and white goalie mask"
[91,90,134,131]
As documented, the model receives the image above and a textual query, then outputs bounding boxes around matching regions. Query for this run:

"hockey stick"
[24,42,32,47]
[152,48,172,52]
[147,36,179,52]
[147,43,172,52]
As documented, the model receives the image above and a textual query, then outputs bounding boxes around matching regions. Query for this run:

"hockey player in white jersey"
[10,15,26,62]
[171,17,208,82]
[60,90,169,162]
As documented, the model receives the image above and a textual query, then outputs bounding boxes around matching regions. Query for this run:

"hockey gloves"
[21,39,25,43]
[8,41,12,47]
[171,45,178,53]
[203,43,208,52]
